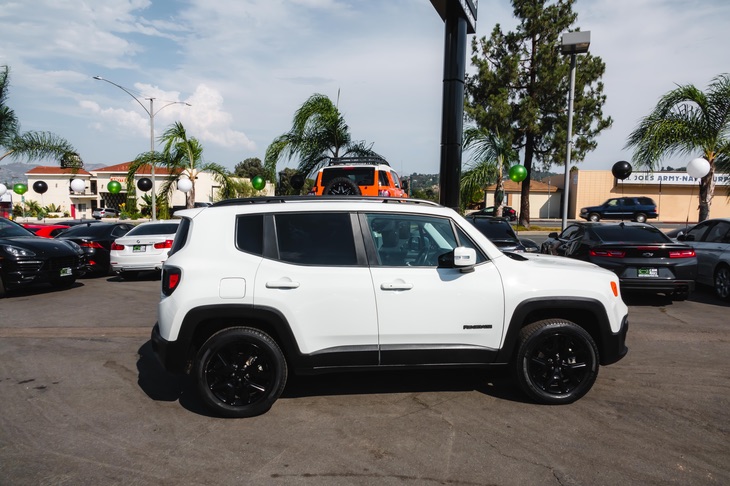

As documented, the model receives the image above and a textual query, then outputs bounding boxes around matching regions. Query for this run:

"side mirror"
[438,247,476,273]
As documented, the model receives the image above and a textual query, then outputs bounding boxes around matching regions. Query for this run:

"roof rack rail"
[326,156,390,167]
[211,196,440,207]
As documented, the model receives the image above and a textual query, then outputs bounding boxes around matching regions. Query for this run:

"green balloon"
[509,165,527,183]
[108,181,122,194]
[252,176,266,191]
[13,183,28,195]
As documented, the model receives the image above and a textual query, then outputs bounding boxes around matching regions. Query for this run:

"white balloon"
[70,179,85,193]
[177,178,192,193]
[686,158,710,179]
[0,183,7,196]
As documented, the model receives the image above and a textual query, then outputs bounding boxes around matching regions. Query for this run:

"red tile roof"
[93,162,175,175]
[26,166,92,176]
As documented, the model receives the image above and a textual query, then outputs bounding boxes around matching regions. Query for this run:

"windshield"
[0,218,35,238]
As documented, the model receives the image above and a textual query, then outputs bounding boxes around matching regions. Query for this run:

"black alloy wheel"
[714,265,730,301]
[324,177,361,196]
[515,319,599,404]
[195,327,287,418]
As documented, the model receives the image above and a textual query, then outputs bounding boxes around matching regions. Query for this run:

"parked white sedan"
[110,220,180,279]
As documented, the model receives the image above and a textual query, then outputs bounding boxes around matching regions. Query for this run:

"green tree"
[265,93,381,178]
[0,65,76,164]
[460,127,517,213]
[465,0,612,227]
[234,157,266,179]
[626,74,730,222]
[128,122,237,211]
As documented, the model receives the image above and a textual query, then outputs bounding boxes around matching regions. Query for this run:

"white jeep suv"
[152,197,629,417]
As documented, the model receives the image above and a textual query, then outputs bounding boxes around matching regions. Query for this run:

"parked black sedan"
[55,222,134,276]
[541,222,697,300]
[0,217,86,298]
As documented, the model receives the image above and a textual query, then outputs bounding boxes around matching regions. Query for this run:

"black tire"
[588,213,600,222]
[194,327,287,418]
[324,177,361,196]
[634,213,647,223]
[714,264,730,301]
[515,319,599,404]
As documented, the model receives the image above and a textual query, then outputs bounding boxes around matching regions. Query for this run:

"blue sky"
[1,0,728,178]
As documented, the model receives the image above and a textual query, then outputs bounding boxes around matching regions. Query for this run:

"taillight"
[162,267,181,296]
[378,190,391,197]
[669,249,696,258]
[590,249,626,258]
[79,240,104,249]
[111,242,124,250]
[154,239,173,249]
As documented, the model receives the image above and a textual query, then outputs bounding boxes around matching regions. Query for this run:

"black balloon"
[137,177,153,192]
[32,180,48,194]
[611,161,632,180]
[290,173,305,190]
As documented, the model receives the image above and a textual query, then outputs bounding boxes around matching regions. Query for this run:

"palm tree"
[626,74,730,221]
[460,127,517,214]
[0,65,76,164]
[264,93,381,178]
[128,122,237,211]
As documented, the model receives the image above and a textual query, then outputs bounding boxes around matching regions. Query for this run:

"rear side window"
[274,213,357,265]
[236,214,264,256]
[168,218,191,256]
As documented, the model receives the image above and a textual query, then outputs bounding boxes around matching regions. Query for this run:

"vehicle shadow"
[136,339,528,418]
[135,341,213,417]
[622,285,729,307]
[1,280,84,298]
[107,270,161,283]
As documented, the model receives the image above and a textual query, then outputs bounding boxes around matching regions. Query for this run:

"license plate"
[59,267,72,277]
[133,245,146,252]
[638,268,658,278]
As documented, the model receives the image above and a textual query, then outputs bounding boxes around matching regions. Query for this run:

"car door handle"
[381,282,414,291]
[266,280,300,289]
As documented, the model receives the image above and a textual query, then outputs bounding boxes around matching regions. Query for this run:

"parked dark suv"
[580,197,658,223]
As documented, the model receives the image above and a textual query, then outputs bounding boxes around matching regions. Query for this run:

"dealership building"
[487,169,730,223]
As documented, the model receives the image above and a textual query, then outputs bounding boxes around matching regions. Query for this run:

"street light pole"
[93,76,190,221]
[559,31,590,231]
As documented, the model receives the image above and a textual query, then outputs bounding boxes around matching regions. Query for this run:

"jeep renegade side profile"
[152,197,629,417]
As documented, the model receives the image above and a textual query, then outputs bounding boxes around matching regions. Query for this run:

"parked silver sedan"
[677,218,730,300]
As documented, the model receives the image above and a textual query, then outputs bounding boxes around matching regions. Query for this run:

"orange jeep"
[309,157,408,197]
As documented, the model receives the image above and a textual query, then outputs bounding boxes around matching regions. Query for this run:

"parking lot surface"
[1,274,728,485]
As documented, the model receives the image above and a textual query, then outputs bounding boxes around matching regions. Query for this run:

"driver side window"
[365,213,457,267]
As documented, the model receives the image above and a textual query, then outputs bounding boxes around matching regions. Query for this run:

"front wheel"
[714,265,730,301]
[195,327,287,418]
[515,319,599,404]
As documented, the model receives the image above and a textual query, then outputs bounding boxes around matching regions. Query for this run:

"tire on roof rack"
[324,177,361,196]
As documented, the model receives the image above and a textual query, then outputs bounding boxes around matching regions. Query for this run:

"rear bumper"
[151,323,189,374]
[619,278,695,293]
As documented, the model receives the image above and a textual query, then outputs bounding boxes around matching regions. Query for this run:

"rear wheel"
[588,213,600,222]
[324,177,361,196]
[714,265,730,301]
[634,213,647,223]
[195,327,287,418]
[515,319,599,404]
